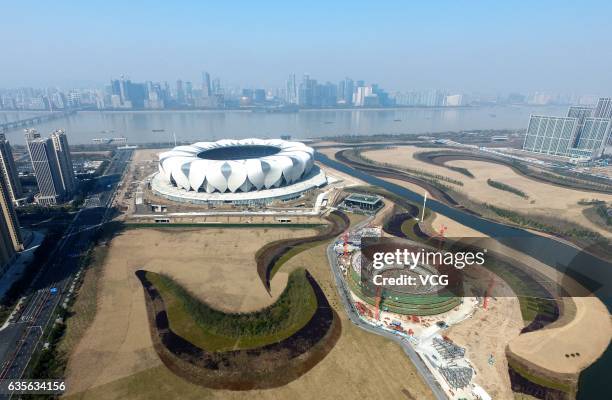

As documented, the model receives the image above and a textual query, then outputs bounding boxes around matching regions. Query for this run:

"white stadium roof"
[158,138,315,193]
[152,139,326,204]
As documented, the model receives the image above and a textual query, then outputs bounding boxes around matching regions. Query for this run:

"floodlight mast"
[414,192,427,222]
[420,192,427,222]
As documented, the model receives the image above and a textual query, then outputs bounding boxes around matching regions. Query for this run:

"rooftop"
[345,193,382,205]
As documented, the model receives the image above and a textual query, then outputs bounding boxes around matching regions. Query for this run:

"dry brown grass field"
[63,227,315,396]
[62,225,436,400]
[363,146,612,235]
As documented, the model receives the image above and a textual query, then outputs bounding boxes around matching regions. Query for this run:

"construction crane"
[342,230,350,259]
[374,285,382,321]
[483,278,496,310]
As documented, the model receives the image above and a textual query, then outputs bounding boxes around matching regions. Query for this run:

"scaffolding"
[433,337,466,361]
[438,366,473,389]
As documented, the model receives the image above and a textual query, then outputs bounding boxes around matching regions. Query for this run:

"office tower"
[25,129,71,205]
[354,86,380,107]
[176,80,185,104]
[202,72,212,97]
[0,161,23,257]
[298,74,316,107]
[0,132,23,205]
[50,129,76,196]
[340,78,354,105]
[0,129,23,268]
[522,116,578,157]
[445,94,464,106]
[118,76,132,108]
[185,81,193,102]
[110,77,134,108]
[212,78,221,95]
[25,129,64,205]
[110,79,121,98]
[286,74,297,104]
[567,106,593,122]
[253,89,266,103]
[593,97,612,119]
[0,190,20,273]
[566,106,593,145]
[127,82,146,108]
[572,118,611,158]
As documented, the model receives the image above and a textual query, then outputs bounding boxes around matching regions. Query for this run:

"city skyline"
[0,71,607,112]
[1,2,612,94]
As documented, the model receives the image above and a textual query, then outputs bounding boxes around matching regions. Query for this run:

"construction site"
[79,144,610,400]
[330,218,507,400]
[111,147,360,226]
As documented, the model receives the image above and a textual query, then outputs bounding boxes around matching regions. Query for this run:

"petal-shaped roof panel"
[156,139,315,193]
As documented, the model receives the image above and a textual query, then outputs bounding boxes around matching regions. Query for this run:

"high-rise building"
[572,118,611,158]
[50,129,76,196]
[253,89,266,103]
[0,179,21,273]
[212,78,222,95]
[567,106,593,122]
[0,160,23,256]
[25,129,64,205]
[567,106,593,135]
[337,78,354,106]
[118,76,132,108]
[176,80,185,104]
[445,94,464,106]
[202,72,212,98]
[298,74,315,107]
[286,74,297,104]
[523,97,612,159]
[0,129,24,271]
[567,106,593,144]
[522,116,579,157]
[185,81,193,102]
[0,132,23,206]
[593,97,612,119]
[25,129,75,205]
[354,86,380,107]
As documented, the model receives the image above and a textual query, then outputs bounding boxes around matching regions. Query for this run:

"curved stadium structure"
[152,139,327,205]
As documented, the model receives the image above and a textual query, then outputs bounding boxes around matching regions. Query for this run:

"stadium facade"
[152,139,327,205]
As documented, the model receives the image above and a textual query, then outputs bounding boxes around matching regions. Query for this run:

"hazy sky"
[2,1,612,94]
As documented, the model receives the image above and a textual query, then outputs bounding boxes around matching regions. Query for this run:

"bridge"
[0,110,76,132]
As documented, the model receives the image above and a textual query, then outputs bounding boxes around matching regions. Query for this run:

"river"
[2,104,607,396]
[0,105,569,145]
[314,153,611,400]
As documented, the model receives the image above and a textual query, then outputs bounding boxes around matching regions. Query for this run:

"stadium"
[151,138,327,205]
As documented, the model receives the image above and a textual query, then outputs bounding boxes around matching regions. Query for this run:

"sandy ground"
[64,227,316,396]
[420,205,612,383]
[64,229,436,400]
[364,146,612,235]
[447,296,524,400]
[113,148,165,217]
[132,148,167,163]
[508,296,611,375]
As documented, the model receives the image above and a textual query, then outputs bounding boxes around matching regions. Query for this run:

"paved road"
[325,216,448,400]
[0,149,132,397]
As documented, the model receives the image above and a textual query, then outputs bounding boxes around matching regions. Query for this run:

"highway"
[325,216,449,400]
[0,149,132,397]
